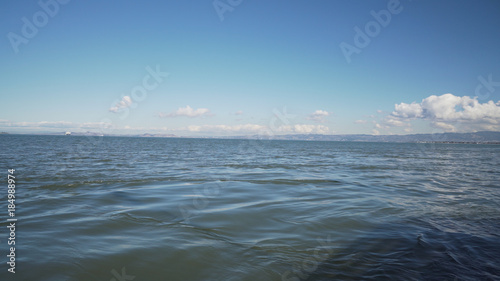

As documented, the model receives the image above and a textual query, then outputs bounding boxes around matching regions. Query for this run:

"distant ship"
[65,132,71,135]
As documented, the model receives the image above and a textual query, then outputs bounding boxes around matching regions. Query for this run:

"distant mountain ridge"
[10,131,500,143]
[230,131,500,143]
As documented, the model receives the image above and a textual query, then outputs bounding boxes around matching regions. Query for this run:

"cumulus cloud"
[354,120,367,124]
[393,102,423,118]
[388,93,500,132]
[234,110,243,115]
[307,110,330,122]
[109,96,133,113]
[159,105,212,118]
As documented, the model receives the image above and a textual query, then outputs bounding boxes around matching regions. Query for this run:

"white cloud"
[1,118,332,136]
[182,123,330,135]
[38,121,75,128]
[186,124,265,133]
[0,120,113,131]
[384,116,410,127]
[354,120,367,124]
[387,93,500,132]
[420,94,462,120]
[432,121,456,132]
[393,102,423,118]
[293,124,329,134]
[0,120,75,128]
[267,124,329,134]
[81,121,113,130]
[160,105,212,118]
[307,110,330,122]
[187,125,202,132]
[109,96,133,113]
[234,110,243,115]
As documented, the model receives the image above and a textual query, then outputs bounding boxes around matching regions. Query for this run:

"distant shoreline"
[2,131,500,144]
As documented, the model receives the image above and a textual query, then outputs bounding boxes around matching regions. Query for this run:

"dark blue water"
[1,135,499,280]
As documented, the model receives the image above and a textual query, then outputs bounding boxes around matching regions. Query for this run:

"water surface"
[1,135,499,280]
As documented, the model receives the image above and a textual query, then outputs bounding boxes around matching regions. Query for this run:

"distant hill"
[4,131,500,143]
[140,133,177,138]
[230,131,500,143]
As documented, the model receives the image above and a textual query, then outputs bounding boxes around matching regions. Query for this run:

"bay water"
[0,135,499,280]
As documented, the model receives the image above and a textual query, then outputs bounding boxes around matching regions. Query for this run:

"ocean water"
[0,135,499,280]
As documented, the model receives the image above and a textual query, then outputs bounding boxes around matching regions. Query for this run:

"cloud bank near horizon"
[0,120,331,135]
[4,94,500,136]
[159,105,212,118]
[185,124,330,134]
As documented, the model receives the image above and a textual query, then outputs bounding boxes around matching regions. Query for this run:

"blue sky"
[1,0,500,136]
